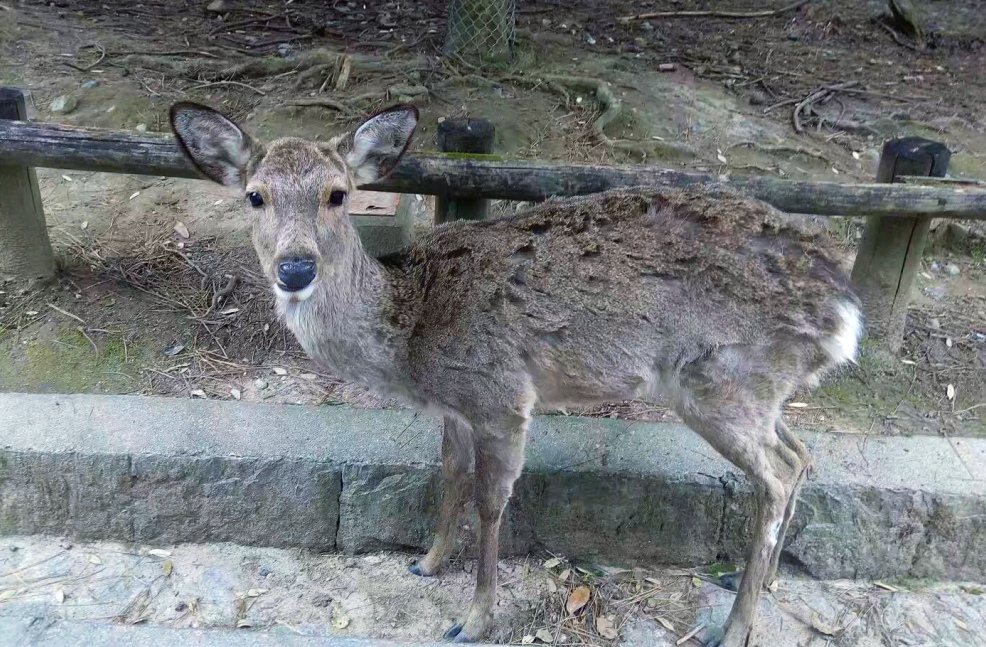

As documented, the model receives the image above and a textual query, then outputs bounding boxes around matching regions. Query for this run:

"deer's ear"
[169,101,262,187]
[345,104,418,186]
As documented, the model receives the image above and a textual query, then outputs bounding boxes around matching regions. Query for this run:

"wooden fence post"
[435,117,495,224]
[0,87,55,284]
[850,137,950,352]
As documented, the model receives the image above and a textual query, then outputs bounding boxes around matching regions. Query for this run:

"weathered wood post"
[0,87,55,284]
[850,137,950,351]
[435,117,495,224]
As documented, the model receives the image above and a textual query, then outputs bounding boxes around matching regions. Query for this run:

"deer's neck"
[276,242,406,391]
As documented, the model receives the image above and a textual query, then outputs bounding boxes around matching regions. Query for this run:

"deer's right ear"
[169,102,261,188]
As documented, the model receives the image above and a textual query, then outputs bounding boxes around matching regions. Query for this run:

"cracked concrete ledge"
[0,617,493,647]
[1,392,985,581]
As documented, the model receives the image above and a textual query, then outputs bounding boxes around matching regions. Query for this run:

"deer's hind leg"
[411,416,474,577]
[765,419,811,587]
[672,352,807,647]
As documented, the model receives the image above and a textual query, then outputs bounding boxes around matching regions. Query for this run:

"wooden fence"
[2,87,985,350]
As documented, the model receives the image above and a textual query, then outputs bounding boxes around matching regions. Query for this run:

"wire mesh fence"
[444,0,516,65]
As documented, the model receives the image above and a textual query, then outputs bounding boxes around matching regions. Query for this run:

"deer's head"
[169,102,418,303]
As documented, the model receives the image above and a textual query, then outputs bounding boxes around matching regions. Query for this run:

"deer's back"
[381,187,856,406]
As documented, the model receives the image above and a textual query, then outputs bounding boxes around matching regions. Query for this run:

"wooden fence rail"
[2,88,984,349]
[2,118,986,220]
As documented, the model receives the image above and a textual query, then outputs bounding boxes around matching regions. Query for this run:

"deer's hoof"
[409,559,441,577]
[696,624,725,647]
[443,623,465,641]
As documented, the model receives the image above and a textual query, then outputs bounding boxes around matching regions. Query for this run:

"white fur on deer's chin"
[273,282,317,304]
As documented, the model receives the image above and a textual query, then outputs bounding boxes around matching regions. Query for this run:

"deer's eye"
[247,191,265,208]
[328,190,347,206]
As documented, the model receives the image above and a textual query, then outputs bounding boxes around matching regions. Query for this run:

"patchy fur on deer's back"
[375,186,860,412]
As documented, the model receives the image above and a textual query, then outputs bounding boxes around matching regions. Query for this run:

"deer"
[169,100,862,647]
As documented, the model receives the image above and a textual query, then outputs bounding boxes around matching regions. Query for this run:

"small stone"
[206,0,225,12]
[930,261,942,273]
[81,80,99,90]
[259,565,273,577]
[135,123,148,133]
[175,600,188,612]
[276,43,294,58]
[658,63,676,72]
[254,378,268,390]
[50,95,78,114]
[312,593,333,607]
[748,90,769,105]
[923,286,947,301]
[945,263,960,277]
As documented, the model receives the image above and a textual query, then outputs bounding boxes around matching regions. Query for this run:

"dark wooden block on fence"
[435,117,495,224]
[850,137,951,352]
[0,88,55,283]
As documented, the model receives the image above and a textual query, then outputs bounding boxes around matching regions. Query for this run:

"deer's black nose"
[277,257,317,291]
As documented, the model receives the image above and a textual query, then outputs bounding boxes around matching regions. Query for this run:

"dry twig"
[619,0,811,23]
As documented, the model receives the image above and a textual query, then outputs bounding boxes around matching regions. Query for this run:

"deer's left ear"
[345,104,418,186]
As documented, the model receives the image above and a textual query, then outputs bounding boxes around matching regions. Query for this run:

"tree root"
[115,49,430,84]
[507,74,693,160]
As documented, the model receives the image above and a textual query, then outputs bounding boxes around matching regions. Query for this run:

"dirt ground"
[1,0,985,437]
[2,534,984,646]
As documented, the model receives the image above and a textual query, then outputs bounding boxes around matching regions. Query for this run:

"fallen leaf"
[900,359,916,365]
[54,590,65,604]
[173,222,190,239]
[852,151,861,160]
[163,343,185,357]
[81,221,88,230]
[955,618,970,632]
[946,337,953,348]
[656,616,675,632]
[331,607,350,629]
[566,585,590,615]
[214,199,224,206]
[236,619,253,628]
[535,628,554,643]
[646,597,659,608]
[873,581,900,592]
[190,389,207,399]
[558,569,570,582]
[163,560,173,577]
[947,384,956,401]
[363,555,383,564]
[787,402,808,408]
[691,576,703,588]
[25,311,39,316]
[221,307,240,315]
[767,579,779,593]
[0,590,16,602]
[810,611,838,636]
[299,373,317,381]
[129,191,140,200]
[522,635,535,645]
[62,174,73,182]
[148,549,172,557]
[546,578,557,593]
[230,389,241,401]
[543,557,562,569]
[86,554,102,565]
[596,616,618,640]
[716,153,727,164]
[246,588,268,597]
[273,367,288,376]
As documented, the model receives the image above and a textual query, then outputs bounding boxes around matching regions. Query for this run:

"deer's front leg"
[411,416,473,577]
[444,419,527,643]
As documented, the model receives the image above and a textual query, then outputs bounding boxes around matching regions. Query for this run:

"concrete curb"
[2,393,986,581]
[0,617,494,647]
